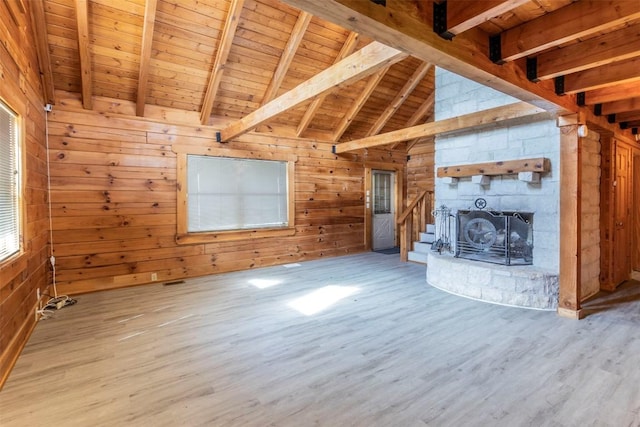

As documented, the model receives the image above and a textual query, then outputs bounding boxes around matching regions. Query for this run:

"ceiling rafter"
[74,0,93,110]
[199,0,246,125]
[600,97,640,116]
[220,41,407,141]
[135,0,159,117]
[532,23,640,82]
[296,31,360,137]
[391,92,435,150]
[28,0,55,105]
[584,81,640,105]
[560,56,640,94]
[495,0,640,63]
[261,11,312,105]
[434,0,529,39]
[334,101,545,153]
[332,67,388,142]
[365,62,432,137]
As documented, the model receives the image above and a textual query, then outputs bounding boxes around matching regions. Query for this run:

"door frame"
[364,164,404,251]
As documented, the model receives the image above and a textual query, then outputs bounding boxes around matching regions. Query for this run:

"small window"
[0,100,21,262]
[175,148,296,244]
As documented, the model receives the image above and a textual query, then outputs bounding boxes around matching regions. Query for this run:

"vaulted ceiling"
[28,0,640,150]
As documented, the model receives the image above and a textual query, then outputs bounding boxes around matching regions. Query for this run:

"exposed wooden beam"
[557,122,582,319]
[332,67,388,142]
[28,0,56,105]
[261,11,312,105]
[220,41,406,141]
[498,0,640,63]
[135,0,158,117]
[600,97,640,116]
[200,0,245,125]
[534,23,640,81]
[365,62,431,137]
[75,0,93,110]
[437,157,548,178]
[279,0,574,115]
[584,81,640,105]
[334,101,545,153]
[562,56,640,94]
[296,31,359,136]
[615,110,640,123]
[437,0,529,38]
[391,92,435,149]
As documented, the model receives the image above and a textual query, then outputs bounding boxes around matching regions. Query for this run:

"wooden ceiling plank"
[28,0,56,105]
[615,110,640,123]
[585,81,640,105]
[365,62,432,137]
[135,0,159,117]
[261,11,313,105]
[563,56,640,94]
[332,67,388,142]
[535,23,640,81]
[444,0,530,37]
[220,41,407,141]
[199,0,246,125]
[334,101,545,153]
[392,93,435,150]
[600,97,640,116]
[499,0,640,62]
[75,0,93,110]
[296,31,359,136]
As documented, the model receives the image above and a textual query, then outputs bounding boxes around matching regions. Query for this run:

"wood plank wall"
[46,107,406,295]
[0,3,50,387]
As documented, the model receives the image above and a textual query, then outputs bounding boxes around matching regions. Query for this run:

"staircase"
[408,224,435,264]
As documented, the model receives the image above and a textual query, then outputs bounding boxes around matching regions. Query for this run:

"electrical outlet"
[151,273,158,281]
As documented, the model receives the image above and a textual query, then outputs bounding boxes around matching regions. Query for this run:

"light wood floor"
[1,253,640,427]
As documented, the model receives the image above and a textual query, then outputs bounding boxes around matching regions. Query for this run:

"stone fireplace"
[426,68,561,310]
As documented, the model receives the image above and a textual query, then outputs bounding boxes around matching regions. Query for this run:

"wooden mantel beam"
[219,41,407,141]
[135,0,158,117]
[437,157,549,178]
[200,0,246,125]
[28,0,56,106]
[334,101,545,153]
[75,0,93,110]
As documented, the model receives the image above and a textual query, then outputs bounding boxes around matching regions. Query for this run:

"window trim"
[0,98,25,267]
[175,146,296,245]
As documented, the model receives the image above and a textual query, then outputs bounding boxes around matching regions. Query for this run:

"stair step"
[426,224,436,234]
[420,232,436,243]
[408,251,428,264]
[413,241,431,254]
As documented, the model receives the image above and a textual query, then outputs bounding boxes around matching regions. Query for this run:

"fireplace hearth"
[456,210,533,266]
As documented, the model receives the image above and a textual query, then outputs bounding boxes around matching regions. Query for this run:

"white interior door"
[372,170,395,250]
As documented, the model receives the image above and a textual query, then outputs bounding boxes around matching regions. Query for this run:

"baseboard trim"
[0,304,39,391]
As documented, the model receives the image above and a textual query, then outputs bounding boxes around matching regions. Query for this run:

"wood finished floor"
[1,253,640,427]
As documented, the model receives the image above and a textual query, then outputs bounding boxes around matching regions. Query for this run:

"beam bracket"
[632,128,638,135]
[526,57,538,82]
[489,35,503,64]
[576,92,585,107]
[554,76,565,96]
[593,104,602,116]
[369,0,386,5]
[433,1,454,40]
[215,132,222,143]
[620,122,628,130]
[332,145,337,154]
[607,114,616,124]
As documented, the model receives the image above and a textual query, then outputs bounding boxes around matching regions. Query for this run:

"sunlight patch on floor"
[288,285,359,316]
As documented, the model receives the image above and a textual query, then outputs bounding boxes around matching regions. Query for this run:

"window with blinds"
[187,155,289,232]
[0,100,20,262]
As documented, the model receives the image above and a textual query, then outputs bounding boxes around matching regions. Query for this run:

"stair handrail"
[397,189,434,262]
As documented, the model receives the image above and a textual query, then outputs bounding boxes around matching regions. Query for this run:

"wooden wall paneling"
[46,107,405,297]
[0,4,49,388]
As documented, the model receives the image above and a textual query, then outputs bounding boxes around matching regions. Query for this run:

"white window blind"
[187,155,288,232]
[0,101,20,262]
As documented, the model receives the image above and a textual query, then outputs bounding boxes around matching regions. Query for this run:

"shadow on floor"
[581,280,640,318]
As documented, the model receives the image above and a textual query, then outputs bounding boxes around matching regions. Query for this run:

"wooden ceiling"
[29,0,640,148]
